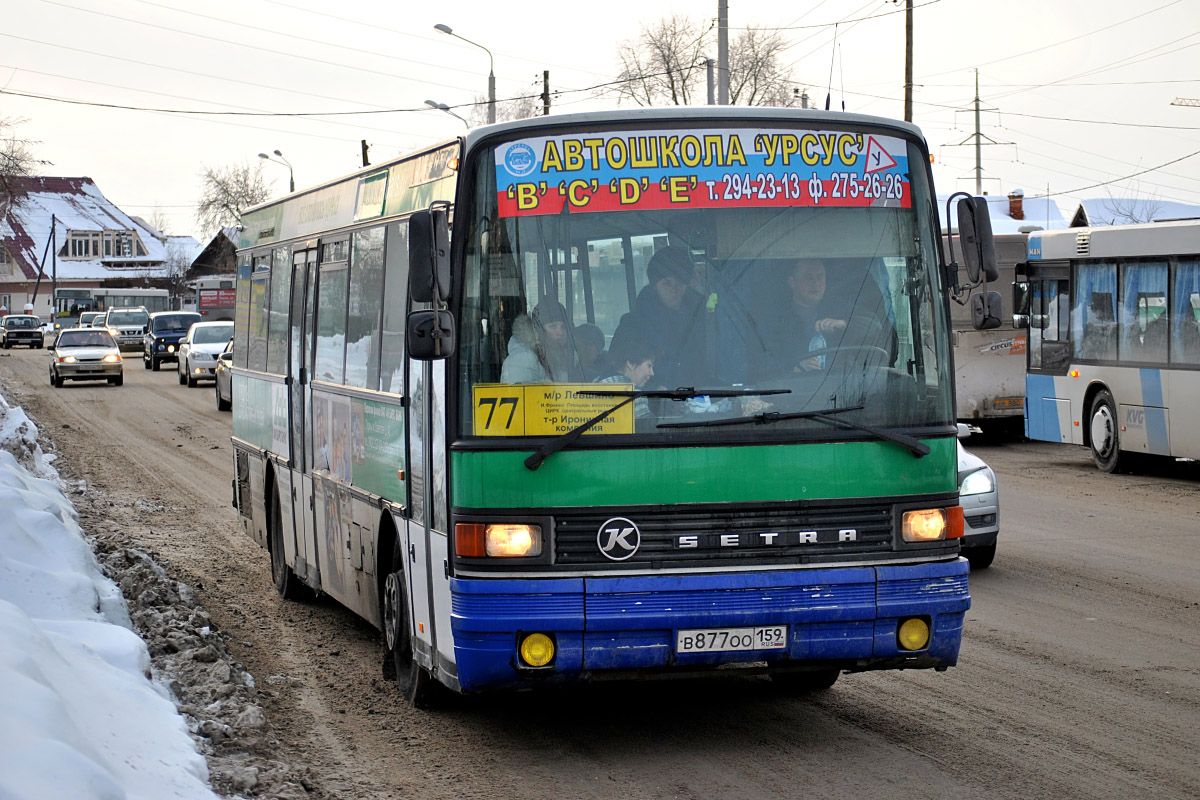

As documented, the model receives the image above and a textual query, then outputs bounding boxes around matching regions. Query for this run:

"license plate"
[676,625,788,653]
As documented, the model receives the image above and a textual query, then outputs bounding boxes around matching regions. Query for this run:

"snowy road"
[2,344,1198,800]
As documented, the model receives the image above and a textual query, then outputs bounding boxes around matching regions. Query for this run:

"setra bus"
[230,107,998,704]
[1018,218,1200,472]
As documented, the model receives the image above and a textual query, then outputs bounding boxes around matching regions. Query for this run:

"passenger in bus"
[594,332,657,420]
[501,298,583,383]
[573,323,606,380]
[612,246,704,388]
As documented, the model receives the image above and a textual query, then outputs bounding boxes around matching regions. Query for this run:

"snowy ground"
[0,391,309,800]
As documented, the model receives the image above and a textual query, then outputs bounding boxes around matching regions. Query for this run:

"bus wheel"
[1089,390,1125,473]
[769,667,841,693]
[269,489,303,600]
[383,542,436,708]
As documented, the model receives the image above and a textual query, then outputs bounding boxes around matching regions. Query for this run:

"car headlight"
[59,355,77,363]
[960,468,995,496]
[102,354,121,363]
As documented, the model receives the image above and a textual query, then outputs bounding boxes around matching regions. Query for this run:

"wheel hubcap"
[1091,405,1115,457]
[383,573,401,651]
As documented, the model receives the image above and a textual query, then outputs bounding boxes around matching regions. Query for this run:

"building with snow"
[0,176,200,319]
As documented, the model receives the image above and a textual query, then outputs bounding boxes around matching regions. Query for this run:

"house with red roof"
[0,176,200,320]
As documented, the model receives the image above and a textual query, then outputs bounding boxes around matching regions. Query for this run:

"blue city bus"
[230,108,995,705]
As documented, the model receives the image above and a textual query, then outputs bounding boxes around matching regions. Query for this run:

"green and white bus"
[231,107,995,704]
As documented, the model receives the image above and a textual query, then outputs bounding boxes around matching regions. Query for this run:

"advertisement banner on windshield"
[494,128,911,218]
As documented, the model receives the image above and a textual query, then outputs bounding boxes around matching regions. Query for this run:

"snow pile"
[0,397,220,800]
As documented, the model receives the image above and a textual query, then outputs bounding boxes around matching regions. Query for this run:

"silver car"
[178,321,235,387]
[102,306,151,350]
[49,328,123,387]
[957,424,999,569]
[214,337,233,411]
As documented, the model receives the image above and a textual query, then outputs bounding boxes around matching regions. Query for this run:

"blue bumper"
[450,560,970,692]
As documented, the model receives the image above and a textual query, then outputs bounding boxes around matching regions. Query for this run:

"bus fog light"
[486,524,542,557]
[519,633,555,667]
[897,617,930,651]
[902,509,946,541]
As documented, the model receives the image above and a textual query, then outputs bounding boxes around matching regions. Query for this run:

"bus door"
[290,246,320,588]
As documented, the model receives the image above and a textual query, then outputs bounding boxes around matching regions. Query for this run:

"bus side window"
[248,254,271,372]
[266,247,291,375]
[380,221,409,395]
[346,227,386,390]
[234,253,252,370]
[1173,263,1200,364]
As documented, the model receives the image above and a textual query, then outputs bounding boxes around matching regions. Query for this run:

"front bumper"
[960,491,998,549]
[4,334,43,346]
[57,363,122,380]
[188,360,218,380]
[450,559,970,693]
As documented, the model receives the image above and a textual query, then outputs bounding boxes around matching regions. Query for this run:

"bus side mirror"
[1012,281,1030,315]
[407,310,456,360]
[408,205,450,304]
[971,291,1003,330]
[1012,314,1030,329]
[957,197,999,283]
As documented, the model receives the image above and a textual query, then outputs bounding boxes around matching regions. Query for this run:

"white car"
[177,321,235,387]
[957,424,999,569]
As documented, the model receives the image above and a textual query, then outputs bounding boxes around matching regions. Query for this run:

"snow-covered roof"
[168,234,204,265]
[938,192,1069,235]
[1071,197,1200,227]
[0,177,171,281]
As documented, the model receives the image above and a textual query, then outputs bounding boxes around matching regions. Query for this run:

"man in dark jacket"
[613,246,705,389]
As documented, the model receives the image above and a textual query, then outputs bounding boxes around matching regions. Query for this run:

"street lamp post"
[434,23,495,124]
[258,149,294,193]
[424,100,469,127]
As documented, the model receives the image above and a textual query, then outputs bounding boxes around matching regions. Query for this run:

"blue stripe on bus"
[1025,373,1061,443]
[448,562,970,692]
[1139,369,1170,455]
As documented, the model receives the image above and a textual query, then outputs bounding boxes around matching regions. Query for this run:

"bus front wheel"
[383,542,437,708]
[1089,390,1126,473]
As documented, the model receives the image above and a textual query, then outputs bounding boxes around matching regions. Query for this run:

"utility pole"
[717,0,729,105]
[706,59,716,105]
[542,71,551,116]
[361,140,370,167]
[974,69,982,194]
[904,0,913,122]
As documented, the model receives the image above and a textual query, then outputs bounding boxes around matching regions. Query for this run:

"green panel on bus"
[450,438,955,509]
[232,374,288,453]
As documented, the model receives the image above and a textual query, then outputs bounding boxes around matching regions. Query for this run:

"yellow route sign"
[472,383,635,437]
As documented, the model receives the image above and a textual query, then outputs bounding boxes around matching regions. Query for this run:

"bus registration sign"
[472,383,634,436]
[677,626,788,654]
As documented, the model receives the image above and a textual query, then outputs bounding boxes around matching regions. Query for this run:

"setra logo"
[504,143,537,176]
[597,517,640,561]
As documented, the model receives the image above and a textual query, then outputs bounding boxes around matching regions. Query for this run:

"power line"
[1028,148,1200,199]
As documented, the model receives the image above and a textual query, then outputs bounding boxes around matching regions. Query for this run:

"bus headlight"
[902,507,964,542]
[897,617,930,650]
[455,523,543,558]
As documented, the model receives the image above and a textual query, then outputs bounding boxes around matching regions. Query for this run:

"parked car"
[214,338,234,411]
[957,424,999,569]
[143,311,202,371]
[178,321,235,387]
[49,328,123,387]
[1,314,45,348]
[102,306,151,350]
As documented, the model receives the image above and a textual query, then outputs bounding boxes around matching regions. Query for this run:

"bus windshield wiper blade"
[660,404,930,458]
[523,387,790,471]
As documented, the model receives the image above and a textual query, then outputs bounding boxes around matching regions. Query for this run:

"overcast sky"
[3,0,1198,238]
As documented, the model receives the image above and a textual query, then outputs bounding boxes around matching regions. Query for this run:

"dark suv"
[142,311,201,371]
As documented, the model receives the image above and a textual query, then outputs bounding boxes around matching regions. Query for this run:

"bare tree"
[196,162,272,238]
[612,16,794,107]
[464,89,542,127]
[613,15,710,107]
[1,117,43,201]
[728,27,794,107]
[1100,184,1165,225]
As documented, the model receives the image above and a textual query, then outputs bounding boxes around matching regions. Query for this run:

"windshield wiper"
[660,404,930,458]
[523,387,790,471]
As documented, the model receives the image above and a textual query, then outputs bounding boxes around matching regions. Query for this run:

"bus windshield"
[456,126,952,443]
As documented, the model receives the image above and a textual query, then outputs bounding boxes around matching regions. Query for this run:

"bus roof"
[1028,218,1200,261]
